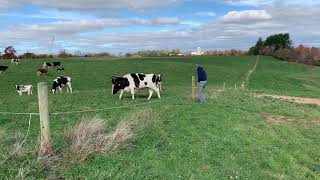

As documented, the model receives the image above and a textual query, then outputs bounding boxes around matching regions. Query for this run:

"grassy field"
[0,56,320,179]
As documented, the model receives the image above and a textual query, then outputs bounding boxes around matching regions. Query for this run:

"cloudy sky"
[0,0,319,54]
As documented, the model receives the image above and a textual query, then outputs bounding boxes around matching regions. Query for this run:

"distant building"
[191,47,204,56]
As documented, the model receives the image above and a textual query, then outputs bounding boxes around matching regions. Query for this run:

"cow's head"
[15,85,19,90]
[112,76,129,95]
[156,74,162,82]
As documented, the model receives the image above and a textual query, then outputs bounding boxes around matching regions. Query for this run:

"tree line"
[249,33,320,66]
[1,47,248,59]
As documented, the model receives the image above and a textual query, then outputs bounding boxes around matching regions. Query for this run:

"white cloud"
[10,17,180,36]
[222,0,320,6]
[27,0,180,10]
[220,10,272,24]
[194,11,216,17]
[1,1,320,54]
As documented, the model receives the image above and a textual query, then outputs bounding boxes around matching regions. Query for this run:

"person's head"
[196,64,202,69]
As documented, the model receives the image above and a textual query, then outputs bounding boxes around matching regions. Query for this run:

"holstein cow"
[11,58,19,65]
[112,73,161,100]
[43,62,53,68]
[0,66,8,74]
[16,85,33,95]
[51,76,72,94]
[43,62,61,68]
[52,62,61,68]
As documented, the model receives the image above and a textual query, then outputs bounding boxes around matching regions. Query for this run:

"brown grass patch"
[262,114,294,125]
[38,108,157,170]
[255,94,320,106]
[63,117,133,164]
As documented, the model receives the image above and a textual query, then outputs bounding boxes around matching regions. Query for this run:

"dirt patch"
[262,114,294,125]
[255,94,320,106]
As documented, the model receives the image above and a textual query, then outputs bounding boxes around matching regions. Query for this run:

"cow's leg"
[150,86,161,99]
[147,89,154,100]
[119,90,125,99]
[130,87,135,100]
[19,91,22,96]
[66,83,72,93]
[59,87,62,93]
[69,83,73,93]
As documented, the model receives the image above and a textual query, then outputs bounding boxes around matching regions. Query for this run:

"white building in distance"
[191,47,204,56]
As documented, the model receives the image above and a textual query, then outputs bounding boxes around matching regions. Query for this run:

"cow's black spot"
[131,73,140,88]
[112,77,130,94]
[138,73,145,81]
[152,75,156,83]
[145,82,147,85]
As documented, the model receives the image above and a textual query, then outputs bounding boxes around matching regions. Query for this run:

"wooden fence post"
[37,82,52,157]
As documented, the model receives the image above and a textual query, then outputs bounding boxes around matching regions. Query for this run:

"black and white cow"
[0,66,8,74]
[52,62,61,68]
[11,58,19,65]
[112,73,161,100]
[51,76,72,94]
[43,62,53,68]
[16,85,33,95]
[43,61,61,68]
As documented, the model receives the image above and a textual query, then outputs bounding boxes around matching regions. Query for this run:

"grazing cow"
[16,85,33,95]
[43,62,53,68]
[52,62,61,68]
[0,66,8,74]
[56,67,64,71]
[43,62,61,68]
[37,68,48,76]
[112,73,161,100]
[51,76,72,94]
[11,58,19,65]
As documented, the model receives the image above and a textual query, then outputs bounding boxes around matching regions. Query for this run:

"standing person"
[196,64,207,103]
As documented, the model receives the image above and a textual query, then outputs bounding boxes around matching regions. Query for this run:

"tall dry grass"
[63,117,133,164]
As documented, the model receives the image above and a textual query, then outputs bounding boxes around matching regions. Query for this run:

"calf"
[51,76,72,94]
[37,68,48,76]
[112,73,161,100]
[11,58,19,65]
[0,66,8,74]
[16,85,33,95]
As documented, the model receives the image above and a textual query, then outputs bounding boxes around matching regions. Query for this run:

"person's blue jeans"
[198,81,207,103]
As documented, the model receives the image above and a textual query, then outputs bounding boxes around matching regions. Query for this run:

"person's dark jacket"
[197,67,207,82]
